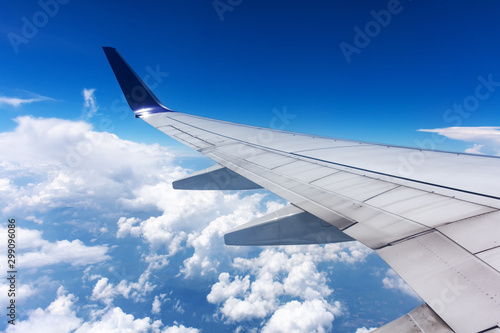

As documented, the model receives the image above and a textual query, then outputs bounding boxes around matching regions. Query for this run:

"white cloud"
[0,117,273,283]
[82,88,99,120]
[7,287,83,333]
[280,242,373,265]
[21,239,110,268]
[90,277,117,305]
[355,327,377,333]
[0,280,38,309]
[0,116,92,166]
[152,295,163,314]
[207,273,250,304]
[0,115,386,330]
[419,126,500,154]
[418,126,500,141]
[8,286,198,333]
[180,195,266,277]
[144,253,170,270]
[75,307,158,333]
[218,295,277,322]
[382,269,420,299]
[282,258,332,300]
[26,215,44,224]
[161,325,200,333]
[0,178,13,191]
[0,116,267,277]
[0,116,177,216]
[465,143,485,154]
[91,270,156,305]
[0,227,110,269]
[261,299,341,333]
[116,217,142,238]
[173,299,185,314]
[0,91,54,108]
[207,243,370,324]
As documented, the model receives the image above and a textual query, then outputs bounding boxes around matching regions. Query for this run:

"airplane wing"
[103,47,500,333]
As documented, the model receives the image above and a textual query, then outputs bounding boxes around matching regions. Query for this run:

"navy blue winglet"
[102,47,174,117]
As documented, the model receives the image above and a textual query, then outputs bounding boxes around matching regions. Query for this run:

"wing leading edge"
[103,48,500,332]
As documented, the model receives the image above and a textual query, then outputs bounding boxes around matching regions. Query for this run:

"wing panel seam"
[428,231,500,307]
[362,185,403,203]
[475,244,500,255]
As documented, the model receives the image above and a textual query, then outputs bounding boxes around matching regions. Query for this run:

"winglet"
[102,47,174,117]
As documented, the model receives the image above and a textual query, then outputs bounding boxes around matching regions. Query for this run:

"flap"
[374,303,453,333]
[172,164,262,190]
[224,205,354,246]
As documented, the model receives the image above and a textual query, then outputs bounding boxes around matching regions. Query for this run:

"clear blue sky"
[1,1,500,332]
[2,0,500,150]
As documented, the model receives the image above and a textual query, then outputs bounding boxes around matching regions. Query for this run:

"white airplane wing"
[103,47,500,332]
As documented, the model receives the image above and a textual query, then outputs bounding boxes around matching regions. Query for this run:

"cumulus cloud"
[282,258,332,300]
[180,195,268,277]
[0,116,178,216]
[261,299,341,333]
[21,239,110,268]
[75,307,159,333]
[8,286,196,333]
[0,116,266,275]
[0,90,54,108]
[0,227,110,269]
[419,126,500,154]
[116,217,142,238]
[207,273,250,304]
[0,116,271,319]
[6,287,82,333]
[207,243,371,326]
[382,269,420,299]
[0,115,385,330]
[465,143,485,154]
[0,117,266,280]
[91,271,156,305]
[152,295,163,314]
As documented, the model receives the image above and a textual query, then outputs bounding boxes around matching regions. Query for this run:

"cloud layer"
[7,287,198,333]
[0,113,420,331]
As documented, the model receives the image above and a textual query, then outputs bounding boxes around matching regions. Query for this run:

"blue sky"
[1,1,500,332]
[2,0,500,148]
